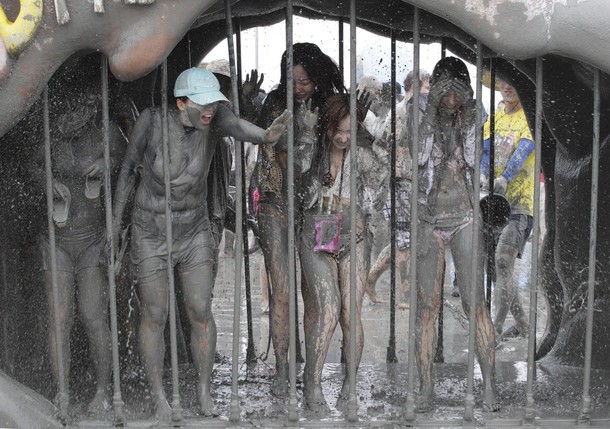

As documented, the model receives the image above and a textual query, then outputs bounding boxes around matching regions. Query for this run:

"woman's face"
[329,115,351,151]
[439,88,463,115]
[293,64,316,104]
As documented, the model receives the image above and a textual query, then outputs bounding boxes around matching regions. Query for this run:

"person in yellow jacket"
[481,78,535,340]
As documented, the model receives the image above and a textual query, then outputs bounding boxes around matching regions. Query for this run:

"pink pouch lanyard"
[313,151,345,255]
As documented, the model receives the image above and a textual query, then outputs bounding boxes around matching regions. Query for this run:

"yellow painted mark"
[0,0,43,56]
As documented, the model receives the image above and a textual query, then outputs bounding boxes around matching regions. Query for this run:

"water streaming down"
[0,0,609,426]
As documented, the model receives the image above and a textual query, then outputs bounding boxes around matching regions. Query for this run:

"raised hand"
[242,69,264,100]
[426,79,452,109]
[298,99,319,136]
[450,79,474,105]
[493,175,508,196]
[83,158,105,178]
[264,110,293,144]
[356,89,373,115]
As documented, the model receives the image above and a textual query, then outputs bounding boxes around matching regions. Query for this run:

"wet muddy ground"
[71,238,610,428]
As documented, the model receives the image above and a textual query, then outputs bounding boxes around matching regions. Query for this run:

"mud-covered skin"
[111,100,284,418]
[2,1,610,425]
[298,97,388,411]
[251,89,313,396]
[409,62,498,412]
[299,200,368,414]
[30,81,127,418]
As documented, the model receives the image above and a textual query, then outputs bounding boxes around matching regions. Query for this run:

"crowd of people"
[42,42,537,419]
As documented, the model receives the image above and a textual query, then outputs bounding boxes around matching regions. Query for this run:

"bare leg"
[137,275,171,420]
[414,227,444,412]
[299,237,339,413]
[45,270,75,412]
[494,243,528,336]
[452,225,499,412]
[258,204,290,396]
[77,267,111,413]
[180,262,216,416]
[336,243,367,410]
[397,248,411,309]
[259,260,270,313]
[366,244,390,304]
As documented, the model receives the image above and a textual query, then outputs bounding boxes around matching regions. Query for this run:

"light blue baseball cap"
[174,67,228,105]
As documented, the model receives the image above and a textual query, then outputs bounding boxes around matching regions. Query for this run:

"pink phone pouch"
[313,212,342,254]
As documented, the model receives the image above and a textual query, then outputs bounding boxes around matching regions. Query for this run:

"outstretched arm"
[214,103,291,145]
[112,109,150,226]
[501,137,535,181]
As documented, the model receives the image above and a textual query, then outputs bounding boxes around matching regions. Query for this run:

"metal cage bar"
[346,0,359,421]
[224,0,245,422]
[233,17,257,365]
[578,66,601,424]
[160,59,184,424]
[524,55,545,424]
[463,41,484,423]
[386,28,398,364]
[285,0,299,422]
[404,5,421,422]
[100,55,126,424]
[43,85,69,423]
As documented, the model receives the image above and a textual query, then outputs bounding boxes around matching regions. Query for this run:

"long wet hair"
[278,43,346,110]
[430,56,471,86]
[313,94,365,182]
[430,56,473,119]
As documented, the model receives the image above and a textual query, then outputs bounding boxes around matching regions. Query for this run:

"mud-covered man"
[112,67,290,419]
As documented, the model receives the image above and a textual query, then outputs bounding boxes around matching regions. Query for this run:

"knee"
[142,303,168,328]
[81,310,108,332]
[186,301,212,325]
[495,250,514,274]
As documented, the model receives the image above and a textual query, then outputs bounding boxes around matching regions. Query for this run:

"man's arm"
[500,137,535,181]
[481,138,491,177]
[112,109,151,226]
[214,103,291,145]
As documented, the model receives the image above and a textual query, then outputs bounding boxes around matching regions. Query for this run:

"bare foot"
[365,286,383,304]
[304,385,330,414]
[335,379,352,411]
[335,393,348,411]
[53,392,71,424]
[482,387,500,412]
[415,395,434,413]
[154,394,172,422]
[199,395,215,416]
[87,388,110,414]
[271,370,289,397]
[399,302,409,310]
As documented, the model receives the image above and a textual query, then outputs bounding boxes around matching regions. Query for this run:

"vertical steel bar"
[347,0,358,422]
[234,17,257,365]
[403,6,420,422]
[160,59,183,424]
[43,86,69,422]
[1,243,10,372]
[485,60,496,312]
[463,41,484,423]
[100,55,126,424]
[285,0,299,422]
[224,0,244,422]
[578,66,600,425]
[524,55,544,425]
[434,41,445,364]
[338,18,344,80]
[386,28,398,364]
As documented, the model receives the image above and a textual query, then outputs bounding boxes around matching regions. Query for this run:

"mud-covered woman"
[297,94,388,413]
[252,42,345,396]
[407,57,498,412]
